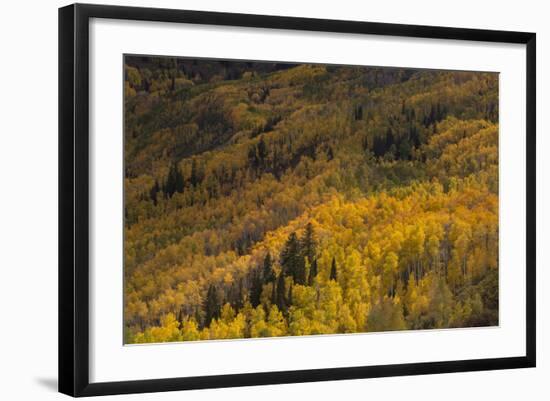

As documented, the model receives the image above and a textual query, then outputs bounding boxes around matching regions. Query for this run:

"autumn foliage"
[123,57,499,343]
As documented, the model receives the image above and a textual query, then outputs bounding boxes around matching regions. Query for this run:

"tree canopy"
[123,57,499,343]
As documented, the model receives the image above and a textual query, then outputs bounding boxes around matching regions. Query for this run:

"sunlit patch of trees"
[123,56,499,343]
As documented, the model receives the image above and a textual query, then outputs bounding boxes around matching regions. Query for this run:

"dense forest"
[123,55,499,344]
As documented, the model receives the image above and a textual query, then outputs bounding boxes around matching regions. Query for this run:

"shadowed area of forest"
[123,56,499,343]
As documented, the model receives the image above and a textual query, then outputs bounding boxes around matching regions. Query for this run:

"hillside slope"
[123,56,499,343]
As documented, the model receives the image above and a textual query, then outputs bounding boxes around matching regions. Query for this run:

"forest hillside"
[123,56,499,343]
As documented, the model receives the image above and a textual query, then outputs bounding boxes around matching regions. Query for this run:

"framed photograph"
[59,3,536,397]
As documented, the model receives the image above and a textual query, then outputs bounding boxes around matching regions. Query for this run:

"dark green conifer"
[149,180,160,205]
[263,253,275,283]
[276,273,286,312]
[280,232,305,284]
[308,259,318,286]
[300,223,317,265]
[204,285,220,327]
[330,257,338,281]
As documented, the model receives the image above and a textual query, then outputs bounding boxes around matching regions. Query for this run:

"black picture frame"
[59,3,536,397]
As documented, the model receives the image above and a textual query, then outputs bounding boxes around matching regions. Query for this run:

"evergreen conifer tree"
[276,273,286,312]
[280,232,305,284]
[149,180,160,205]
[300,223,317,265]
[204,285,220,327]
[330,257,338,281]
[308,259,318,286]
[263,253,275,283]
